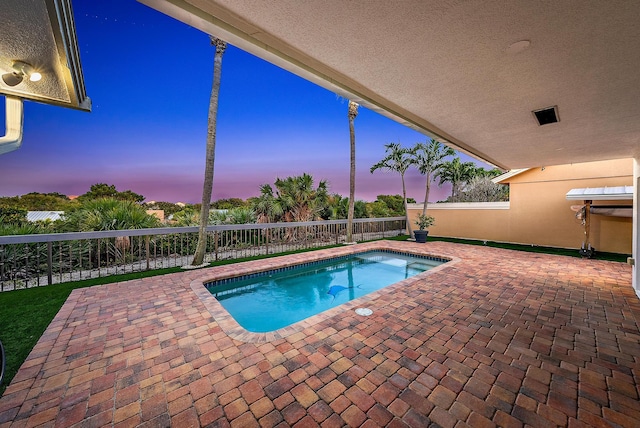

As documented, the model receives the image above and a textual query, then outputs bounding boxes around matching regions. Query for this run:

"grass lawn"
[0,237,629,396]
[425,235,629,262]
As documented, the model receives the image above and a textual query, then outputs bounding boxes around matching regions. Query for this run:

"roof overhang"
[140,0,640,170]
[566,186,634,201]
[0,0,90,111]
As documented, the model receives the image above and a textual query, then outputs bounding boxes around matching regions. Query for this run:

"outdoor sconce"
[2,61,42,87]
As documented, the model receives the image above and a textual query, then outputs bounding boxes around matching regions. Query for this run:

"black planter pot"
[414,230,429,243]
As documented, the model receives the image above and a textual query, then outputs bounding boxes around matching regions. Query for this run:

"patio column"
[634,158,640,297]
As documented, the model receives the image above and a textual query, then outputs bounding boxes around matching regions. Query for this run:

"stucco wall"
[408,159,633,254]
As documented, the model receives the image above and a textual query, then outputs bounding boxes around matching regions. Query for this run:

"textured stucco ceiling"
[140,0,640,169]
[0,0,90,111]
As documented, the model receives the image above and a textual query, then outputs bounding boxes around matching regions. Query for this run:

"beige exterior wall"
[409,159,633,254]
[146,209,165,222]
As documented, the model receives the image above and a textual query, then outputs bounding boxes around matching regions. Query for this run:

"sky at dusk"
[0,0,490,204]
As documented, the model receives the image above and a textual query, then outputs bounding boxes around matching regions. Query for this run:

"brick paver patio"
[1,241,639,427]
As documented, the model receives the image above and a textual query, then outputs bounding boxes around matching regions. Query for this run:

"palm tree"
[347,101,359,243]
[370,143,415,235]
[62,198,160,231]
[412,139,454,215]
[253,184,283,223]
[62,198,161,266]
[435,157,477,202]
[210,207,256,224]
[473,166,503,178]
[278,174,329,222]
[253,174,329,223]
[171,207,200,226]
[327,195,366,220]
[192,36,227,266]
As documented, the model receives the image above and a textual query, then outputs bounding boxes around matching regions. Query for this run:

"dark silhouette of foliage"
[212,198,247,209]
[78,183,145,203]
[0,193,73,211]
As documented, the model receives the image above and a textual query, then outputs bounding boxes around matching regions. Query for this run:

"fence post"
[145,236,150,270]
[0,219,400,289]
[47,242,53,286]
[0,245,4,291]
[97,238,101,277]
[214,231,219,261]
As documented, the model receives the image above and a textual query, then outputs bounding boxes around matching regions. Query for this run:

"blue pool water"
[205,250,446,332]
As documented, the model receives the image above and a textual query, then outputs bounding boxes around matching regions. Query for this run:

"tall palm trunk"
[346,101,358,243]
[452,182,460,201]
[422,172,431,216]
[192,37,227,266]
[401,173,412,236]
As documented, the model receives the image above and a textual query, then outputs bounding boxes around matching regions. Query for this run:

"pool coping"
[190,241,460,343]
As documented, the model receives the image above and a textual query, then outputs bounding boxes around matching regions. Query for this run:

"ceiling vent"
[532,106,559,126]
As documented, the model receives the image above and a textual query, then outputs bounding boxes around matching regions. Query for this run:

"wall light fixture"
[2,61,42,87]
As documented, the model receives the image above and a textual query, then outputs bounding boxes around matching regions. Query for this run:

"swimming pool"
[205,250,447,332]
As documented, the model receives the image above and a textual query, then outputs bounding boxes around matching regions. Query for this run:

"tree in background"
[78,183,145,203]
[346,100,359,243]
[19,192,70,210]
[435,157,477,202]
[472,166,503,178]
[365,201,391,218]
[456,176,509,202]
[193,36,227,266]
[171,207,200,227]
[412,139,455,215]
[252,173,329,223]
[370,143,415,235]
[327,194,367,220]
[434,159,505,202]
[212,198,247,209]
[374,195,408,216]
[0,193,74,211]
[0,207,28,224]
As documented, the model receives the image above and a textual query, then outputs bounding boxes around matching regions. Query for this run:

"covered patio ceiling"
[140,0,640,170]
[0,0,90,111]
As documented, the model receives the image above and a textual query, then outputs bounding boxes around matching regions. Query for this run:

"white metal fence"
[0,217,405,291]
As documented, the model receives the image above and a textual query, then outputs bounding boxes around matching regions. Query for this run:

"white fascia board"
[492,169,530,184]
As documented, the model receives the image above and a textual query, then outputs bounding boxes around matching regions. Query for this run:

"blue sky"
[0,0,489,203]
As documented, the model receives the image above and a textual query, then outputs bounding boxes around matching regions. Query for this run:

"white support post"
[633,158,640,297]
[0,96,24,155]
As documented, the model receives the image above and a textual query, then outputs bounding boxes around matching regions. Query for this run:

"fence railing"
[0,217,406,291]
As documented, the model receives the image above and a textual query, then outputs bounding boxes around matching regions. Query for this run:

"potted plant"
[414,213,435,243]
